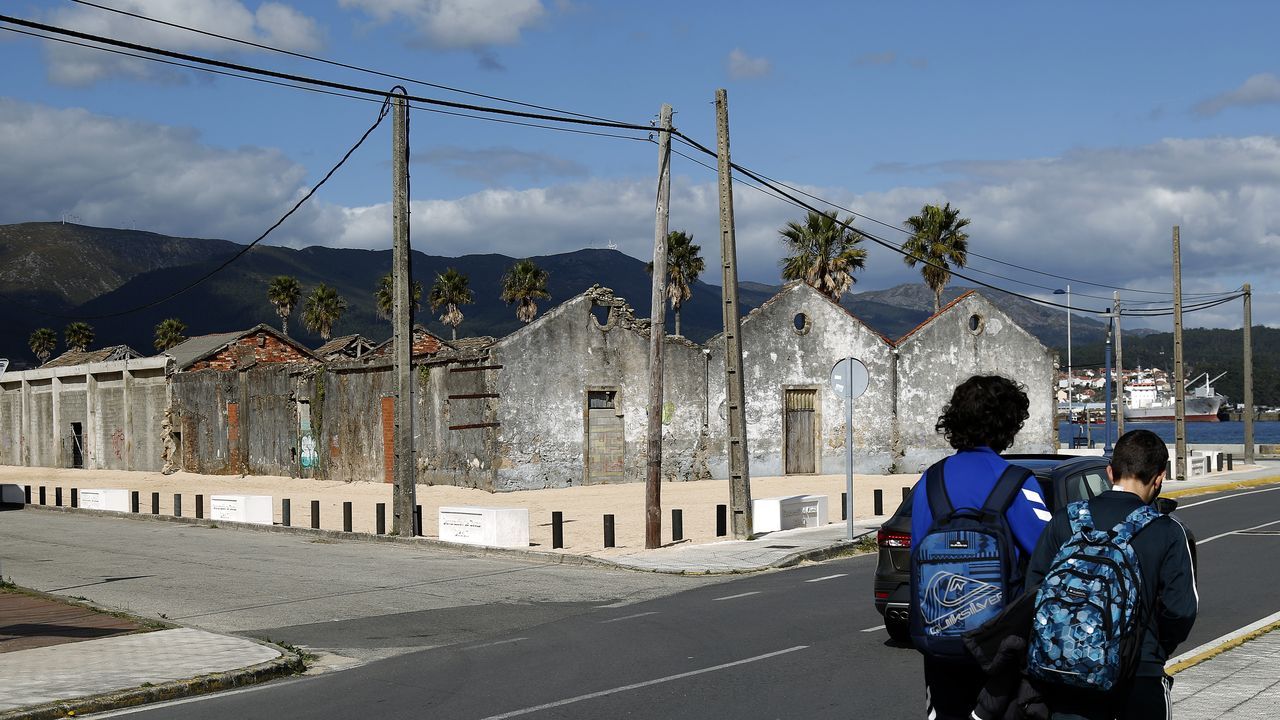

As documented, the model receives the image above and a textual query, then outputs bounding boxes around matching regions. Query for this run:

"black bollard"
[24,485,31,504]
[604,514,615,548]
[874,489,884,516]
[672,509,683,543]
[196,494,204,519]
[130,490,139,513]
[841,492,848,521]
[173,494,182,517]
[311,500,320,529]
[1227,453,1234,471]
[1167,460,1173,479]
[151,492,160,514]
[39,486,46,505]
[414,505,423,537]
[1217,453,1224,472]
[55,487,63,506]
[552,511,564,549]
[343,502,353,532]
[281,499,291,527]
[376,503,386,535]
[71,488,78,508]
[902,486,911,503]
[716,504,727,537]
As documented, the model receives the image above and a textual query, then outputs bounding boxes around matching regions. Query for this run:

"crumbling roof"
[164,323,316,370]
[41,344,143,368]
[314,334,374,358]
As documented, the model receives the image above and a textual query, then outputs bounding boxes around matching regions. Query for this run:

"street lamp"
[1054,286,1073,433]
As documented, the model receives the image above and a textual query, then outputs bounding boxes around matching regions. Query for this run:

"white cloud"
[727,48,771,79]
[42,0,324,86]
[415,146,588,184]
[339,0,545,49]
[1194,73,1280,116]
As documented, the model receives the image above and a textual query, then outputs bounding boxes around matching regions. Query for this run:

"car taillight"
[877,529,911,548]
[874,591,889,599]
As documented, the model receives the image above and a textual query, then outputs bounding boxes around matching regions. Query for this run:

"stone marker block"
[1,483,24,508]
[210,495,273,525]
[79,488,131,512]
[438,506,529,548]
[752,495,829,533]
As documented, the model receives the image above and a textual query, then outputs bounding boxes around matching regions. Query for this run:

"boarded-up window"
[586,390,623,484]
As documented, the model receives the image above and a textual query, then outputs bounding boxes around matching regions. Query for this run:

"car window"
[1082,471,1110,498]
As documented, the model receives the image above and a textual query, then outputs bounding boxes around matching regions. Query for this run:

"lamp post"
[1054,286,1073,432]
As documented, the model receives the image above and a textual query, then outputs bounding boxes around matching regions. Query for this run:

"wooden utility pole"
[1244,283,1255,463]
[1114,291,1125,438]
[1172,226,1187,482]
[391,89,417,534]
[645,104,673,550]
[715,89,753,539]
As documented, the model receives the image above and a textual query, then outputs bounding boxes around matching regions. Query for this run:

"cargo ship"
[1124,371,1226,423]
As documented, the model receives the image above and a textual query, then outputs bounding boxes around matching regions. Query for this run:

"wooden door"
[586,390,624,484]
[785,389,816,474]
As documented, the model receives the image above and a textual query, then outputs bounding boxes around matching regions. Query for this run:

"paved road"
[8,482,1280,719]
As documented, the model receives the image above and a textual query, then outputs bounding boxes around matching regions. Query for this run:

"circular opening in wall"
[792,313,811,335]
[967,313,985,335]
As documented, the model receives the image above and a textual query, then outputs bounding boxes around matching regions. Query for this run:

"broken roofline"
[166,323,318,370]
[701,281,895,348]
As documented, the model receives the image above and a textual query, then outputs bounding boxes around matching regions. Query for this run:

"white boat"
[1124,371,1225,423]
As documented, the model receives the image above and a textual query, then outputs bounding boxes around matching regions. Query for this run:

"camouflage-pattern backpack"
[1026,500,1160,691]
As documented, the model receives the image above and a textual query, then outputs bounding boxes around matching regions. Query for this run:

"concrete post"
[85,370,97,469]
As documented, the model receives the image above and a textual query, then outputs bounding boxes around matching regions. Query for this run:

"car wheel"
[886,619,910,643]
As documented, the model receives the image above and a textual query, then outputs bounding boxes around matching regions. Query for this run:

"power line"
[67,0,626,125]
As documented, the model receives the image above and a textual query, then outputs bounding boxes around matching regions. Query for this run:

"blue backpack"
[909,461,1032,659]
[1026,501,1160,691]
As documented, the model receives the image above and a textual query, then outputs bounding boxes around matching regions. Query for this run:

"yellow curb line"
[1163,475,1280,499]
[1167,620,1280,675]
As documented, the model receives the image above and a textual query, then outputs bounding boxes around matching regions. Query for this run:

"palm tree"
[153,317,187,351]
[302,283,348,341]
[902,202,971,313]
[429,267,473,340]
[267,275,302,336]
[779,210,867,303]
[28,328,57,364]
[64,321,95,353]
[373,273,423,321]
[645,230,704,337]
[499,259,551,324]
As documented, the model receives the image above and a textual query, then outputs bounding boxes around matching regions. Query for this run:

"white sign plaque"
[79,488,130,512]
[210,494,273,524]
[439,506,530,548]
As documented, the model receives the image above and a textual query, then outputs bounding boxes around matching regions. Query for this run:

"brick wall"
[189,332,313,371]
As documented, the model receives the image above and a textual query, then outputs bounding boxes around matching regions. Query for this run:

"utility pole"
[715,89,753,539]
[1244,283,1255,464]
[1114,291,1125,438]
[645,104,673,550]
[391,88,416,534]
[1172,226,1187,482]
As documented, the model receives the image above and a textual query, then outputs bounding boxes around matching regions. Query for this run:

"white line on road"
[477,645,809,720]
[804,574,848,583]
[464,637,528,650]
[599,612,659,624]
[712,591,761,602]
[1179,485,1280,509]
[861,624,886,633]
[1198,518,1280,545]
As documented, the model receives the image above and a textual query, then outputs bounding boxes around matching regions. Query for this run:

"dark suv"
[873,454,1113,642]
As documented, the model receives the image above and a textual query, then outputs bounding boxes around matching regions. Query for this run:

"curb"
[1166,609,1280,676]
[604,531,878,575]
[1163,475,1280,500]
[0,639,304,720]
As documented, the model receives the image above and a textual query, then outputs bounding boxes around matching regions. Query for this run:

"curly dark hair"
[935,374,1030,452]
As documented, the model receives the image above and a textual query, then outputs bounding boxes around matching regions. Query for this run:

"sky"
[3,1,1280,331]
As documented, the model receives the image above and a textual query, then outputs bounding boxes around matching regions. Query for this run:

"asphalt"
[1,463,1278,719]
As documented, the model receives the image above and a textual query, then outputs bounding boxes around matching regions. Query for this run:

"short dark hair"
[935,375,1030,452]
[1110,429,1169,484]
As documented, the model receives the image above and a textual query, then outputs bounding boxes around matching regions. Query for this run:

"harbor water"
[1058,420,1280,446]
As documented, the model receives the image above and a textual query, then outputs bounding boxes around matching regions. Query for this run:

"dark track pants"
[1049,675,1174,720]
[923,657,985,720]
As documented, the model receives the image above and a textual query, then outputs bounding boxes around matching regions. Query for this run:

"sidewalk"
[1170,616,1280,719]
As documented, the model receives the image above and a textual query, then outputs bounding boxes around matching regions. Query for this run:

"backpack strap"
[981,464,1034,516]
[1066,500,1094,535]
[924,460,954,521]
[1111,504,1162,546]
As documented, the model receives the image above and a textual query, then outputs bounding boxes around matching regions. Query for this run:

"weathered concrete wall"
[894,292,1056,473]
[0,384,21,465]
[706,283,898,478]
[132,371,168,472]
[171,370,236,474]
[30,383,52,466]
[489,288,707,490]
[172,366,302,477]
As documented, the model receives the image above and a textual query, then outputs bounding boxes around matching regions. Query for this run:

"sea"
[1058,420,1280,446]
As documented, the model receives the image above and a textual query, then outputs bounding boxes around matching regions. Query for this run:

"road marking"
[464,637,528,650]
[1198,518,1280,545]
[599,612,658,624]
[712,591,761,601]
[1167,608,1280,673]
[805,573,848,583]
[861,624,886,633]
[476,645,809,720]
[1178,485,1280,509]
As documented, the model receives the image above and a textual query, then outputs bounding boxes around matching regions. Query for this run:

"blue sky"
[4,1,1280,330]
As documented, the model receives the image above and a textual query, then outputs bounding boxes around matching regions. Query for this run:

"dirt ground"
[1,465,918,558]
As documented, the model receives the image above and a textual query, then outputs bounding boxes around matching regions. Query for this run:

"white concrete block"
[752,495,829,533]
[438,506,530,548]
[209,495,273,525]
[79,488,130,512]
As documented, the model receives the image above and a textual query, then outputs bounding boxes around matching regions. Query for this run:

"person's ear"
[1106,466,1115,485]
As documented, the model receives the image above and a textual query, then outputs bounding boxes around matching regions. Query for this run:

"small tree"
[645,230,704,337]
[28,327,57,364]
[779,210,867,303]
[902,202,971,313]
[374,273,423,321]
[153,318,187,351]
[429,267,473,340]
[64,321,95,353]
[302,283,347,341]
[267,275,302,336]
[499,259,551,324]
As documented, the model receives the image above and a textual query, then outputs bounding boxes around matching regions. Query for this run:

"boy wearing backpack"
[909,375,1051,720]
[1025,429,1197,720]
